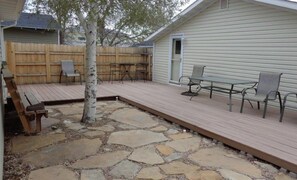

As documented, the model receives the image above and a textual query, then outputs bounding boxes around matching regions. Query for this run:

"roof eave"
[145,0,216,42]
[0,0,25,21]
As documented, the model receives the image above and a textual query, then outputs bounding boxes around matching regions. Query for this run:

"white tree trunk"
[82,20,97,123]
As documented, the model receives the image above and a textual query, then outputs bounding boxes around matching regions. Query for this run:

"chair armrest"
[178,76,190,85]
[283,92,297,106]
[242,85,257,97]
[265,90,280,100]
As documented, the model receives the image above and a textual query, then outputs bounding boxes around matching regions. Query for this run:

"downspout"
[1,21,18,65]
[0,20,17,180]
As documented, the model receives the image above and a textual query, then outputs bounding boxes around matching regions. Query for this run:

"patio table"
[190,76,257,112]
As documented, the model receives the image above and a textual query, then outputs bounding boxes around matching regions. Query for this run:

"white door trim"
[168,34,184,84]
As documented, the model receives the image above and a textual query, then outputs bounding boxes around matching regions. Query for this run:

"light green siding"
[4,28,58,44]
[153,0,297,101]
[153,37,170,83]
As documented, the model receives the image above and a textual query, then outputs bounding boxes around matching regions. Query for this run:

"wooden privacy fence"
[5,42,153,84]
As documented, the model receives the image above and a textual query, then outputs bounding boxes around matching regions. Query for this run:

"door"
[170,37,183,83]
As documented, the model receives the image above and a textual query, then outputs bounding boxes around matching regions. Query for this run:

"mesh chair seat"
[240,72,282,119]
[243,94,275,102]
[65,73,80,77]
[179,65,205,96]
[59,60,82,85]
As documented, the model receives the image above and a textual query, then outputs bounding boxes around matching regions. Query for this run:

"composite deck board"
[18,82,297,172]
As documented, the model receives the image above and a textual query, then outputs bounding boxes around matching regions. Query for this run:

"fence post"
[115,47,119,80]
[45,45,51,83]
[9,42,16,80]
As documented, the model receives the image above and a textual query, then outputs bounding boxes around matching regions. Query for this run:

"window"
[175,40,181,55]
[220,0,229,9]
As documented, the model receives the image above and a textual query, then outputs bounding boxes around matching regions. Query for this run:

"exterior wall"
[4,28,58,44]
[153,0,297,99]
[153,36,170,83]
[0,26,4,180]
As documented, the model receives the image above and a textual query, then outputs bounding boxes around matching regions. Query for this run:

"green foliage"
[25,0,189,46]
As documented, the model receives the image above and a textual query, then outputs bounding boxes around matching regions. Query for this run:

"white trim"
[0,26,4,65]
[152,42,156,82]
[145,0,205,41]
[251,0,297,11]
[168,34,184,84]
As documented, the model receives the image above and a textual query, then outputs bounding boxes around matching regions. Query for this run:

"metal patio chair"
[240,72,282,118]
[280,92,297,122]
[59,60,82,85]
[178,65,205,96]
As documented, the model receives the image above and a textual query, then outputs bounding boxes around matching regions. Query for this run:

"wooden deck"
[18,82,297,173]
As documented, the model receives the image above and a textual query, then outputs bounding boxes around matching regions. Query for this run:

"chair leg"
[80,75,82,85]
[280,106,285,122]
[240,98,244,113]
[59,71,63,83]
[257,101,260,110]
[263,100,268,118]
[278,92,282,114]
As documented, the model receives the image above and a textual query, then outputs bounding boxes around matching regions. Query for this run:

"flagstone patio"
[4,101,296,180]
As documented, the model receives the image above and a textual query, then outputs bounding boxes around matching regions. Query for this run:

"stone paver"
[23,138,102,167]
[28,165,77,180]
[166,129,179,135]
[88,124,115,132]
[83,131,105,138]
[166,137,201,152]
[129,145,164,165]
[102,101,128,111]
[11,133,66,154]
[109,108,158,128]
[117,123,137,130]
[156,144,174,156]
[108,130,168,148]
[6,102,288,180]
[40,117,60,128]
[275,173,296,180]
[64,122,85,130]
[67,115,83,122]
[81,169,105,180]
[159,161,199,175]
[59,106,83,115]
[164,152,184,162]
[168,133,192,140]
[185,170,222,180]
[254,161,278,174]
[137,167,165,180]
[219,169,252,180]
[188,147,262,178]
[110,160,141,179]
[71,150,130,169]
[150,125,168,132]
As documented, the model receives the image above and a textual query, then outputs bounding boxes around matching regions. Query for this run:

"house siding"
[4,28,58,44]
[153,36,170,83]
[153,0,297,101]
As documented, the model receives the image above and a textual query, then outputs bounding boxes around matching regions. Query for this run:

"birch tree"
[73,1,98,123]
